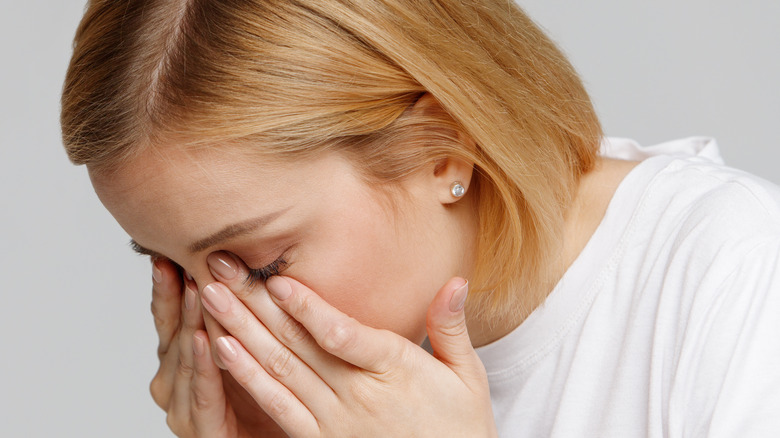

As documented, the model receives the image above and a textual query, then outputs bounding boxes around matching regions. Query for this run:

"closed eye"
[245,257,288,286]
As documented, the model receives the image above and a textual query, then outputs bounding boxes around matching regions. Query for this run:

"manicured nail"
[208,252,238,280]
[202,284,230,313]
[183,274,197,294]
[193,334,205,357]
[266,276,292,301]
[449,281,468,312]
[216,337,238,362]
[185,287,196,310]
[152,262,163,283]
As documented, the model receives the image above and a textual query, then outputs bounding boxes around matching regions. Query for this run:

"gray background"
[1,1,778,437]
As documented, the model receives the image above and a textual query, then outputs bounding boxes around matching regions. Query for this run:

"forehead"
[92,145,284,194]
[90,145,289,217]
[88,144,357,259]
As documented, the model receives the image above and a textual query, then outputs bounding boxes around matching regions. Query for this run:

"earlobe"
[435,157,474,205]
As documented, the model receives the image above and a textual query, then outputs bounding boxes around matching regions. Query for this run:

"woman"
[61,0,780,436]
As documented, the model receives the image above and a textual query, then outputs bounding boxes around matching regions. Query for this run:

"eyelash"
[135,239,287,286]
[245,257,288,286]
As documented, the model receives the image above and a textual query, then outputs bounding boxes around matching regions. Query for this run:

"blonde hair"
[62,0,601,321]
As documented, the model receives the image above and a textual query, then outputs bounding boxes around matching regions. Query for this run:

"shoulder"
[620,143,780,301]
[606,138,780,434]
[609,137,780,260]
[650,154,780,254]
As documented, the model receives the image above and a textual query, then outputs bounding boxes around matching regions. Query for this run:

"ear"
[408,94,477,205]
[433,155,475,205]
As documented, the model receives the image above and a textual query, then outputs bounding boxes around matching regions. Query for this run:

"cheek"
[287,203,437,344]
[301,268,428,343]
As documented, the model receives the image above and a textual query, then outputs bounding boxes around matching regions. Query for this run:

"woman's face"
[90,144,475,343]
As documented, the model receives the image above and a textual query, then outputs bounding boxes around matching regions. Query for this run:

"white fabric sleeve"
[671,238,780,437]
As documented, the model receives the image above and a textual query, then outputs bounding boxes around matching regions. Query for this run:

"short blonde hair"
[62,0,601,321]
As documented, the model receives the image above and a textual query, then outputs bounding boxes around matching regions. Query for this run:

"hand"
[200,252,498,437]
[148,258,286,437]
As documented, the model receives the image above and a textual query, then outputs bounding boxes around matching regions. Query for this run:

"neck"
[465,157,639,348]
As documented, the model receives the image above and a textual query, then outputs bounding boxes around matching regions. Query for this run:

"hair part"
[62,0,602,321]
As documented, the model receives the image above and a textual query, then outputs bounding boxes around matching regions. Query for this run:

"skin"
[467,156,640,346]
[93,144,477,344]
[91,128,636,436]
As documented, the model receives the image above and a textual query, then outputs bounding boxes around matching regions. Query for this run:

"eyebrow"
[129,208,290,258]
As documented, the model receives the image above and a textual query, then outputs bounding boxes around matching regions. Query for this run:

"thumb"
[426,277,482,380]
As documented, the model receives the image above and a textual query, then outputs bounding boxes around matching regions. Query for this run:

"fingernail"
[152,262,163,283]
[208,252,238,280]
[183,274,197,294]
[216,337,237,363]
[184,271,193,281]
[266,276,292,301]
[202,284,230,313]
[449,281,468,312]
[193,334,205,357]
[185,287,196,310]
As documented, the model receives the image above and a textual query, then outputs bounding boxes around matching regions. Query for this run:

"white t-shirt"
[476,137,780,437]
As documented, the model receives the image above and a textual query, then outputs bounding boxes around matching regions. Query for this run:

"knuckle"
[190,385,213,413]
[291,293,316,320]
[149,374,170,410]
[346,378,380,415]
[151,281,167,298]
[266,389,292,420]
[176,357,195,378]
[151,297,173,319]
[151,301,175,332]
[193,357,212,380]
[436,320,469,339]
[232,362,260,387]
[266,345,295,379]
[157,339,174,359]
[278,314,308,345]
[165,413,187,437]
[396,338,416,363]
[231,310,253,333]
[321,321,353,353]
[165,414,176,432]
[151,283,168,299]
[153,312,177,336]
[151,311,167,330]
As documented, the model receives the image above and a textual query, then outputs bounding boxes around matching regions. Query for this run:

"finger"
[203,251,241,369]
[216,335,320,437]
[190,330,232,436]
[202,305,230,369]
[170,278,206,424]
[200,281,336,412]
[266,276,406,374]
[151,258,183,358]
[425,278,485,387]
[149,258,186,410]
[206,252,343,383]
[150,340,181,410]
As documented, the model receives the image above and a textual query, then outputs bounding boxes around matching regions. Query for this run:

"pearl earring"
[450,181,466,198]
